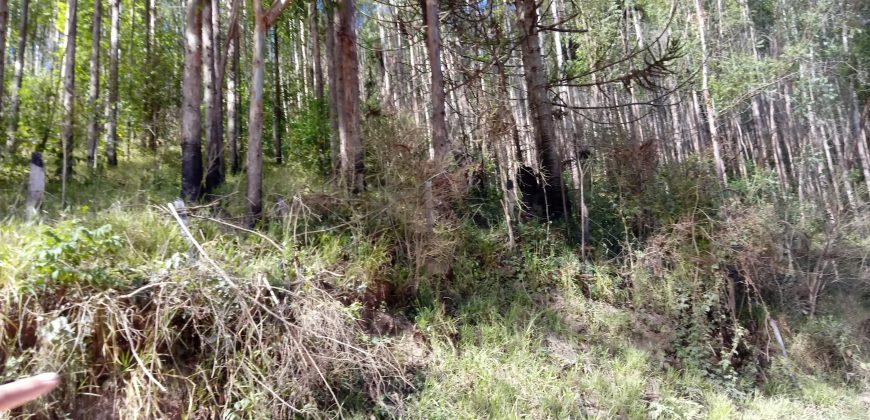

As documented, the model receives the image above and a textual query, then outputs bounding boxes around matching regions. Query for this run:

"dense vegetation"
[0,0,869,418]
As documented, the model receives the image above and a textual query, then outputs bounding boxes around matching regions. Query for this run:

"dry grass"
[0,201,424,418]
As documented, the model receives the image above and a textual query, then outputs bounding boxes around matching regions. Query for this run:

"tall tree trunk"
[689,89,703,155]
[0,0,8,122]
[408,42,422,128]
[693,0,726,186]
[145,0,158,150]
[105,0,120,166]
[203,0,224,192]
[60,0,78,195]
[738,0,769,168]
[201,0,216,180]
[181,0,204,202]
[290,20,301,108]
[242,0,296,223]
[768,100,789,192]
[125,1,136,156]
[299,19,309,97]
[424,0,448,163]
[310,0,323,102]
[376,5,391,105]
[325,4,340,175]
[209,0,225,187]
[228,19,240,173]
[246,0,268,225]
[392,13,407,110]
[336,0,364,193]
[86,0,102,168]
[272,26,283,164]
[515,0,565,218]
[422,0,446,232]
[5,0,30,154]
[856,101,870,198]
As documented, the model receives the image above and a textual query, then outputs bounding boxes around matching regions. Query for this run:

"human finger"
[0,373,61,410]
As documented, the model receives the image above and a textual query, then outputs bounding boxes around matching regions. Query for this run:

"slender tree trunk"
[768,100,789,191]
[408,43,422,128]
[201,0,217,182]
[145,0,158,150]
[5,0,30,153]
[376,5,391,105]
[241,0,296,223]
[856,101,870,198]
[688,89,703,155]
[302,19,310,97]
[494,129,515,249]
[272,26,284,163]
[326,4,340,175]
[732,118,747,177]
[830,108,858,208]
[228,20,240,173]
[621,12,642,145]
[86,0,102,168]
[693,0,726,186]
[125,2,136,155]
[60,0,78,193]
[424,0,448,163]
[105,0,120,166]
[310,0,324,101]
[336,0,364,193]
[246,0,267,225]
[515,0,566,218]
[203,0,224,191]
[392,13,407,109]
[551,0,578,152]
[280,23,292,116]
[0,0,8,121]
[289,20,301,108]
[181,0,204,202]
[421,0,446,232]
[210,0,224,184]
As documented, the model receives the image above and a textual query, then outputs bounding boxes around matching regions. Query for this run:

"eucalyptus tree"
[423,0,448,164]
[0,0,8,119]
[105,0,120,166]
[86,0,102,167]
[326,2,340,173]
[245,0,296,225]
[5,0,30,154]
[271,26,284,164]
[514,0,567,218]
[335,0,364,193]
[181,0,205,202]
[60,0,79,189]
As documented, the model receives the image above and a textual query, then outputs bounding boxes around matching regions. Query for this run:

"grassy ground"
[1,151,869,418]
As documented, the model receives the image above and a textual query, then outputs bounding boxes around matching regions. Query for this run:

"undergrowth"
[0,117,869,418]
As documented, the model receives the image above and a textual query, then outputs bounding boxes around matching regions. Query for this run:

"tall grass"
[0,127,868,417]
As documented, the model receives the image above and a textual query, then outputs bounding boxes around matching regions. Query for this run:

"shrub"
[32,222,125,289]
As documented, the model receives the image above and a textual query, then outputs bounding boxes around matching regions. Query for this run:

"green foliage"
[286,98,331,175]
[13,74,59,154]
[727,164,782,205]
[2,0,870,416]
[790,316,867,380]
[585,156,721,256]
[1,136,868,418]
[32,221,124,288]
[460,180,504,228]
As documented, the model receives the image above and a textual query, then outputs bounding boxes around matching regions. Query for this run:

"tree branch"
[217,0,241,82]
[264,0,295,28]
[536,25,587,34]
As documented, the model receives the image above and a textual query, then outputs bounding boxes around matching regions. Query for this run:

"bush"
[32,221,125,289]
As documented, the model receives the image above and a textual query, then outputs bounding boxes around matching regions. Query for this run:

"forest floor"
[1,151,870,418]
